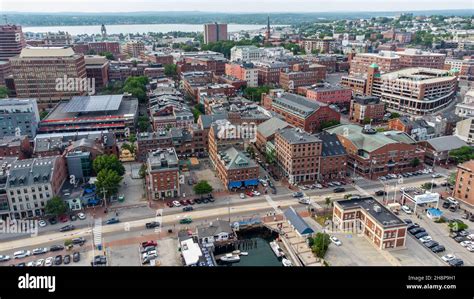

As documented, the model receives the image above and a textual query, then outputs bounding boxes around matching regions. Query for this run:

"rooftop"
[316,131,347,157]
[277,127,321,145]
[380,68,456,84]
[219,147,257,170]
[63,95,123,113]
[257,117,291,138]
[197,220,233,238]
[335,197,406,228]
[147,148,179,172]
[423,135,468,152]
[19,46,76,58]
[271,92,323,118]
[6,156,60,188]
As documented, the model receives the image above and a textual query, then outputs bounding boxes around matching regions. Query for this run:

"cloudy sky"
[2,0,473,13]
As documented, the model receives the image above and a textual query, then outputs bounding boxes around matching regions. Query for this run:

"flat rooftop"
[336,197,405,228]
[63,95,124,113]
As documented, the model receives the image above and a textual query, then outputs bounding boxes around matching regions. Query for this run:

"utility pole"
[101,187,108,210]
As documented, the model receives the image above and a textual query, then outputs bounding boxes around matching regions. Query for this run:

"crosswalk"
[93,218,102,246]
[264,195,282,214]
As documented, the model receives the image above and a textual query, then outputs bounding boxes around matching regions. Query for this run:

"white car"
[172,200,181,207]
[401,205,412,214]
[38,220,47,227]
[252,191,261,196]
[239,193,245,199]
[142,250,157,260]
[26,261,35,267]
[35,259,45,267]
[441,254,455,262]
[467,245,474,252]
[32,247,49,255]
[467,234,474,240]
[77,212,86,220]
[13,250,31,259]
[419,236,433,243]
[330,236,342,246]
[0,255,11,262]
[460,240,473,247]
[315,184,323,189]
[45,257,54,267]
[431,173,442,178]
[447,197,459,205]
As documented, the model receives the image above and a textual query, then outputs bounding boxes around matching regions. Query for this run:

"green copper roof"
[370,63,379,68]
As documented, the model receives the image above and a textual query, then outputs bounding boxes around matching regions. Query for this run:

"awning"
[228,181,242,189]
[244,179,259,186]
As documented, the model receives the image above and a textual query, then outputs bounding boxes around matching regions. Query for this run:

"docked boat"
[240,252,249,256]
[232,250,241,255]
[282,258,293,267]
[270,241,284,257]
[220,253,240,263]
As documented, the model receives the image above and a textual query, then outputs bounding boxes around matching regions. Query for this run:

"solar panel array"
[63,95,123,113]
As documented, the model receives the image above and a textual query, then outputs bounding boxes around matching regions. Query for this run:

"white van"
[13,250,31,259]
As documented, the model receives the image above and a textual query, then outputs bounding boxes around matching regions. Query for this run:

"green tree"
[99,51,115,60]
[325,197,331,209]
[362,117,371,125]
[421,182,434,190]
[121,142,136,154]
[448,220,468,232]
[265,148,276,165]
[44,196,67,216]
[0,86,8,98]
[320,120,340,130]
[128,133,137,143]
[139,163,147,179]
[93,154,125,176]
[246,146,255,159]
[95,169,123,198]
[164,64,178,78]
[310,232,331,258]
[447,172,456,186]
[389,112,400,119]
[123,76,149,103]
[192,104,204,122]
[411,158,420,168]
[193,180,213,195]
[243,86,271,102]
[449,146,474,163]
[138,116,150,132]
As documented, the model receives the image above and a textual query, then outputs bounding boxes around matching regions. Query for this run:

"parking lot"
[107,244,141,266]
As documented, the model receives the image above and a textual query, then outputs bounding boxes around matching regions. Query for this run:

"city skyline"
[2,0,473,13]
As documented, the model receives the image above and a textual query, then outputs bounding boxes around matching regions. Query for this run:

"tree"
[44,196,67,216]
[310,232,331,258]
[164,64,178,78]
[246,146,255,159]
[243,86,271,102]
[95,169,123,198]
[193,180,213,195]
[448,172,456,186]
[265,148,276,165]
[320,120,340,130]
[138,116,150,132]
[139,163,147,179]
[325,197,331,209]
[411,158,420,168]
[421,182,434,190]
[192,104,203,122]
[99,51,115,60]
[121,142,136,154]
[389,112,400,119]
[362,117,371,125]
[449,220,468,232]
[93,154,125,176]
[0,86,8,98]
[128,133,137,143]
[123,76,148,103]
[449,146,474,164]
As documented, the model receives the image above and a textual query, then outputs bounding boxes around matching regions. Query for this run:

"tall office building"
[204,23,228,44]
[0,98,40,138]
[9,47,87,109]
[0,24,26,61]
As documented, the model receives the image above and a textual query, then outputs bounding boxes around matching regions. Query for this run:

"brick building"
[453,160,474,208]
[279,63,326,91]
[299,84,352,105]
[0,136,32,159]
[349,96,386,124]
[225,62,259,87]
[262,91,341,133]
[333,197,407,250]
[146,148,180,200]
[204,23,228,44]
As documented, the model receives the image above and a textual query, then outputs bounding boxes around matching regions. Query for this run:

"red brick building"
[0,136,31,159]
[333,197,408,250]
[142,52,174,65]
[146,148,180,200]
[349,96,386,124]
[262,91,341,133]
[280,63,326,91]
[299,85,352,105]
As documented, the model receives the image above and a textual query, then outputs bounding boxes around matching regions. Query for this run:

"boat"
[240,252,249,256]
[282,258,293,267]
[220,253,240,263]
[270,241,284,257]
[232,250,241,255]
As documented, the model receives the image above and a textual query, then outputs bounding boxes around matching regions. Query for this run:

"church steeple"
[266,16,271,41]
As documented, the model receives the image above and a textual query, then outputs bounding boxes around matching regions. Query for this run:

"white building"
[455,89,474,117]
[455,117,474,144]
[196,220,234,247]
[230,46,264,62]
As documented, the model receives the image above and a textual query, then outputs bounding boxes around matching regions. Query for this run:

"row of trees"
[93,155,125,199]
[242,86,271,102]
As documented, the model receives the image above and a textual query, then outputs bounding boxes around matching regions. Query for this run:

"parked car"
[442,201,451,209]
[72,252,80,263]
[50,245,64,252]
[142,241,157,248]
[466,245,474,252]
[77,212,86,220]
[0,254,11,262]
[59,225,75,232]
[431,245,445,253]
[333,187,345,193]
[69,214,77,221]
[458,230,469,237]
[447,197,459,205]
[179,217,193,224]
[54,255,62,265]
[448,258,464,267]
[423,241,439,249]
[252,190,261,196]
[35,259,45,267]
[415,232,429,239]
[419,236,432,243]
[38,220,47,227]
[409,227,425,235]
[92,255,107,266]
[44,257,53,267]
[454,236,466,243]
[401,205,412,214]
[460,240,473,247]
[375,190,387,196]
[32,247,49,255]
[48,217,57,225]
[183,206,194,212]
[441,254,456,263]
[172,201,181,207]
[240,193,245,199]
[145,222,160,229]
[407,223,420,230]
[298,197,311,205]
[246,191,254,197]
[179,200,188,206]
[330,236,342,246]
[201,198,209,204]
[194,198,202,204]
[141,246,156,254]
[63,255,71,265]
[58,215,68,223]
[403,219,413,224]
[105,218,120,225]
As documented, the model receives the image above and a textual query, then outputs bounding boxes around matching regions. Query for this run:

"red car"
[246,191,254,197]
[186,199,194,205]
[180,200,188,206]
[141,240,157,248]
[59,215,68,223]
[166,202,174,208]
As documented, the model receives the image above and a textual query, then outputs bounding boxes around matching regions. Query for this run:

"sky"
[2,0,473,13]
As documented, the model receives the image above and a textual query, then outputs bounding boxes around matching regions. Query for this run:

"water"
[22,24,268,35]
[231,237,282,267]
